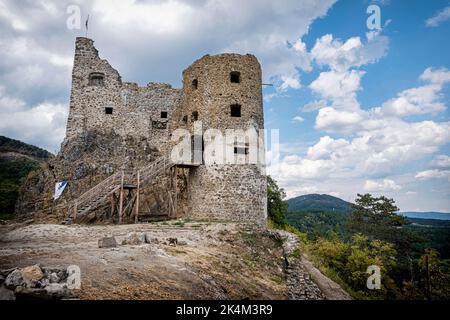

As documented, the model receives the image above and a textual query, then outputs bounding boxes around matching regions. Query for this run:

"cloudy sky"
[0,0,449,212]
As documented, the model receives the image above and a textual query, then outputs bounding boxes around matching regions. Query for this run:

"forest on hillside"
[0,136,51,219]
[268,177,450,300]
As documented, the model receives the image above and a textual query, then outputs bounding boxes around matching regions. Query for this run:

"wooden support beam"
[110,193,115,219]
[135,171,140,224]
[118,170,124,224]
[168,190,173,218]
[73,201,78,222]
[173,167,178,218]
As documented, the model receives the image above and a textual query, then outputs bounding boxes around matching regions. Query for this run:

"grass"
[270,275,284,285]
[290,246,302,259]
[302,242,360,300]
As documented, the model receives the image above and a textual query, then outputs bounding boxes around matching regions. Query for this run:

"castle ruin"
[17,37,267,225]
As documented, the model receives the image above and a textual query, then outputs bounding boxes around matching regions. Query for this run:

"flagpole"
[85,14,90,38]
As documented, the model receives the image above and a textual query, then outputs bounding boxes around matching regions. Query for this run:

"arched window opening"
[89,72,105,86]
[192,79,198,90]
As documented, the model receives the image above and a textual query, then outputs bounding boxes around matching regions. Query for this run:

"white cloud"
[430,155,450,168]
[310,33,388,72]
[426,6,450,27]
[302,100,328,112]
[306,136,349,160]
[377,68,450,117]
[309,69,364,105]
[292,116,304,123]
[0,101,68,152]
[379,85,446,117]
[315,107,365,133]
[0,1,29,31]
[420,67,450,85]
[364,179,401,192]
[0,0,338,151]
[272,120,450,186]
[415,169,450,181]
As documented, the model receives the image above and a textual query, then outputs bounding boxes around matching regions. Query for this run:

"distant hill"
[0,136,52,160]
[0,136,53,219]
[401,211,450,221]
[287,194,352,214]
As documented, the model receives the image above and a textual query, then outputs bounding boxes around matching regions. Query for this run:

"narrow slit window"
[192,111,199,121]
[161,111,168,119]
[192,79,198,90]
[105,107,113,115]
[230,71,241,83]
[230,104,241,117]
[182,115,188,124]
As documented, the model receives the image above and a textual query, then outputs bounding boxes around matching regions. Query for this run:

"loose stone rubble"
[269,230,325,300]
[0,264,77,300]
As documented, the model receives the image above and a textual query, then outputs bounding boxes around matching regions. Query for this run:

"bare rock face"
[21,265,44,287]
[98,236,118,248]
[15,129,161,222]
[5,269,24,289]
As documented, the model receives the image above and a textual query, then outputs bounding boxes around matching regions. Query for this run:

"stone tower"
[179,54,267,225]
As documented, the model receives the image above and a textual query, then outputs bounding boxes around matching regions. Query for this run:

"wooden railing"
[68,152,200,221]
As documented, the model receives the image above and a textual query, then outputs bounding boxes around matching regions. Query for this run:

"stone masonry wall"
[65,38,181,152]
[179,54,267,225]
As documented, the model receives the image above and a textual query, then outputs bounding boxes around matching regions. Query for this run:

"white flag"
[54,181,68,200]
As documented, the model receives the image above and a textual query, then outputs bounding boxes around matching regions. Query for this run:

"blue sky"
[262,0,450,211]
[0,0,449,211]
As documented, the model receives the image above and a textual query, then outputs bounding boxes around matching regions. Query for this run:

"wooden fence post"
[118,170,124,224]
[135,171,140,224]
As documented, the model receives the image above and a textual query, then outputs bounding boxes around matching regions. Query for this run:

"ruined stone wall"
[65,37,181,152]
[178,54,267,225]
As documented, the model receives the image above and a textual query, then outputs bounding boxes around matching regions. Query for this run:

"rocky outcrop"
[15,129,164,222]
[0,265,77,300]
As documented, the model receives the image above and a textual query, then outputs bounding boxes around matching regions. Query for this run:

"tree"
[418,249,450,299]
[267,176,288,227]
[345,194,413,246]
[345,193,422,286]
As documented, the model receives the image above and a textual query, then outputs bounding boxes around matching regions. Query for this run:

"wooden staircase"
[68,154,200,223]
